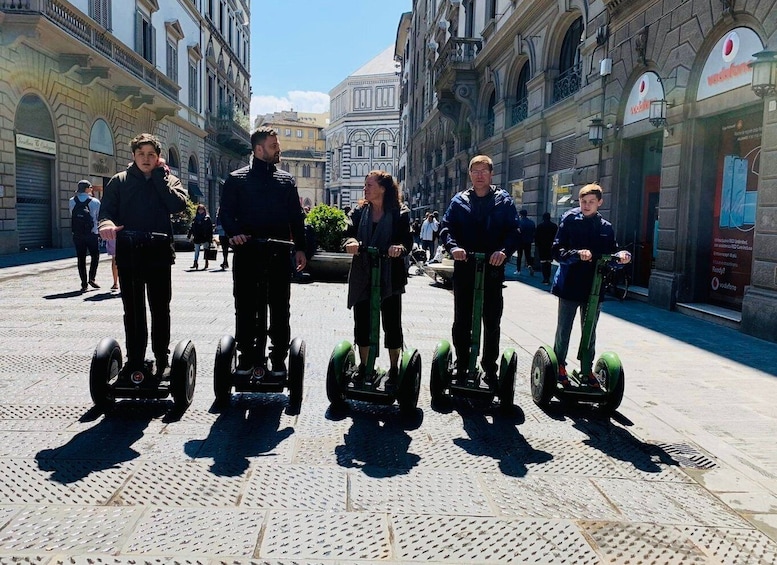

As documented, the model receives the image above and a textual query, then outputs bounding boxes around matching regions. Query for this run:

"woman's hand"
[345,240,360,255]
[388,244,404,258]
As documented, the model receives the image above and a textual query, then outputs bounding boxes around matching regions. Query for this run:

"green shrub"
[306,204,347,252]
[172,199,197,235]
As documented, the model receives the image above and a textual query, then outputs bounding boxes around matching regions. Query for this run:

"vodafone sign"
[697,27,764,101]
[623,72,664,125]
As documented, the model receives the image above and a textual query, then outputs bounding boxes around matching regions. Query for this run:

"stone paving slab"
[1,258,777,562]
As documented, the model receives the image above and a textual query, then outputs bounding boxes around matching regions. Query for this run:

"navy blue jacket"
[439,186,521,259]
[220,157,306,249]
[551,207,619,302]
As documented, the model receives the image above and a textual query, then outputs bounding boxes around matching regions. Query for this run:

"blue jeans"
[553,297,601,369]
[193,242,210,262]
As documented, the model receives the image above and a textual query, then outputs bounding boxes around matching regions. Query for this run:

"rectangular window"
[285,128,291,136]
[90,0,111,29]
[296,130,303,138]
[189,62,199,110]
[308,130,314,139]
[219,1,225,34]
[166,41,178,82]
[135,10,155,64]
[207,0,214,20]
[356,146,364,157]
[207,73,215,113]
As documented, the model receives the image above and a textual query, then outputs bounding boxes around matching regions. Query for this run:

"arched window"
[553,17,583,103]
[511,63,530,125]
[380,142,387,157]
[167,147,180,175]
[485,91,496,137]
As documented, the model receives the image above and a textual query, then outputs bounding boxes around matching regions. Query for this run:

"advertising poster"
[709,112,761,309]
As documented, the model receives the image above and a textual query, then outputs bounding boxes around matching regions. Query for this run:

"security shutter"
[548,135,576,172]
[16,152,52,250]
[508,153,524,181]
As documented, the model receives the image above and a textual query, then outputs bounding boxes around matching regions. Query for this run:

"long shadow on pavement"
[184,394,294,477]
[35,402,165,483]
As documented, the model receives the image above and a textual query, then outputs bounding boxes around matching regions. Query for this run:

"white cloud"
[250,91,330,121]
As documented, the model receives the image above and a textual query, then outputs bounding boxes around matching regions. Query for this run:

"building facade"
[0,0,250,254]
[397,0,777,343]
[255,110,329,208]
[325,45,402,209]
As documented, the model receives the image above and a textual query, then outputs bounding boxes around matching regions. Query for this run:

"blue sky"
[249,0,411,119]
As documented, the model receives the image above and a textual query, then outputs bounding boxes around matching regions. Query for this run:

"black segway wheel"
[170,339,197,410]
[498,348,517,412]
[595,352,625,414]
[326,341,353,409]
[214,335,236,404]
[397,349,421,416]
[288,337,305,409]
[530,346,557,407]
[430,341,452,405]
[89,337,122,411]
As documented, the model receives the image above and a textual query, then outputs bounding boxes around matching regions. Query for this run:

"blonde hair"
[468,155,493,171]
[579,183,603,200]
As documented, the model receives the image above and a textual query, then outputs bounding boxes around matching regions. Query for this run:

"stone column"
[741,97,777,342]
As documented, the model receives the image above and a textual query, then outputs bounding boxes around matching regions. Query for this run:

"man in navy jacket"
[551,183,631,385]
[439,155,520,382]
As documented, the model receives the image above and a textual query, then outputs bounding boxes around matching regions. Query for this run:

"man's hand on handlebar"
[578,249,593,262]
[451,247,467,261]
[387,244,404,258]
[489,250,506,267]
[229,234,249,246]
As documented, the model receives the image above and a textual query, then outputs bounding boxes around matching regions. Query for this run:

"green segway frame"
[530,254,625,413]
[326,247,421,415]
[430,252,516,411]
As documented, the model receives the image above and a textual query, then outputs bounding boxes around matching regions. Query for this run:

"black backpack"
[71,197,93,236]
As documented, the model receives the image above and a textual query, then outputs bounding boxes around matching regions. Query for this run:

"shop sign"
[15,133,56,155]
[89,152,116,176]
[623,72,664,125]
[698,27,763,101]
[709,112,761,309]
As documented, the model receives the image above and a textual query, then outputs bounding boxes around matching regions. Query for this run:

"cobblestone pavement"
[1,253,777,563]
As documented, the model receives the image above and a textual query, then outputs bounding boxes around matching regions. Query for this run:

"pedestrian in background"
[98,132,188,378]
[516,208,536,276]
[188,204,214,270]
[215,207,230,270]
[68,179,101,292]
[419,212,438,259]
[439,154,520,383]
[534,212,558,285]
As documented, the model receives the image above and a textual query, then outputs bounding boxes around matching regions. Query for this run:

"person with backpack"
[68,179,101,292]
[187,204,214,270]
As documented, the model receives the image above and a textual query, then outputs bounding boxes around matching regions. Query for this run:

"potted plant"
[305,203,351,280]
[172,199,197,250]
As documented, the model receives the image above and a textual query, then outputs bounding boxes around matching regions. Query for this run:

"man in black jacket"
[220,127,307,379]
[98,133,188,376]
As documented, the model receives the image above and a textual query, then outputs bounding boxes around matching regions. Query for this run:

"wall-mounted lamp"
[588,118,604,147]
[649,99,673,129]
[749,50,777,98]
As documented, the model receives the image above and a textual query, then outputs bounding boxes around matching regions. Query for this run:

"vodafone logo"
[721,31,739,63]
[711,277,720,291]
[638,77,648,99]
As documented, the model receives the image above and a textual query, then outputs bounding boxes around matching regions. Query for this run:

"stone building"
[325,45,402,209]
[396,0,777,342]
[0,0,250,254]
[255,110,329,208]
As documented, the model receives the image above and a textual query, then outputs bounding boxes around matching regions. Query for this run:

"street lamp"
[649,99,668,128]
[749,50,777,98]
[588,118,604,146]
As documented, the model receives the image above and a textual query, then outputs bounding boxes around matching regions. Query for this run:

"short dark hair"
[542,212,551,221]
[130,133,161,155]
[251,127,278,148]
[519,209,528,216]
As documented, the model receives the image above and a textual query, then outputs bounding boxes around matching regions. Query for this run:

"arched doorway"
[15,94,56,250]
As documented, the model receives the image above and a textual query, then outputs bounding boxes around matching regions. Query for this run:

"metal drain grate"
[649,442,717,469]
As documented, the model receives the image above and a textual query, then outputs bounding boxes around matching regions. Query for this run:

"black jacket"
[99,163,187,234]
[220,157,306,250]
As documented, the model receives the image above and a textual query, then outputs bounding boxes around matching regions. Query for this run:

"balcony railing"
[552,64,581,104]
[510,97,528,126]
[2,0,180,102]
[484,118,495,138]
[433,37,482,85]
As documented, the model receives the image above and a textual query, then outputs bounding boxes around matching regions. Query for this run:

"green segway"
[430,253,517,412]
[326,247,422,416]
[530,254,625,413]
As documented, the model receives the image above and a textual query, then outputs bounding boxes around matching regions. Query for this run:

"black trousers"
[233,246,291,366]
[73,233,99,284]
[516,241,533,270]
[116,249,172,366]
[452,262,504,375]
[353,293,403,349]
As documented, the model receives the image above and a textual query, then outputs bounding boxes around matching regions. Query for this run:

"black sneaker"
[482,371,498,390]
[154,358,169,378]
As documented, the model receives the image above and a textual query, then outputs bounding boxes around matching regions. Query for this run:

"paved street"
[1,251,777,563]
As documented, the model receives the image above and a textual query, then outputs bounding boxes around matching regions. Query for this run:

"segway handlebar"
[243,236,295,248]
[117,230,171,243]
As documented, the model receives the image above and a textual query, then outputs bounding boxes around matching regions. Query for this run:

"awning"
[188,182,203,197]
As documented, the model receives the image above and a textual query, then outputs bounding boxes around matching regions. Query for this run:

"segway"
[89,231,197,412]
[326,247,422,416]
[213,238,305,409]
[530,254,625,413]
[429,253,517,412]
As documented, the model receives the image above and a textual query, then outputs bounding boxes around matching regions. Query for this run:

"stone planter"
[306,251,352,281]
